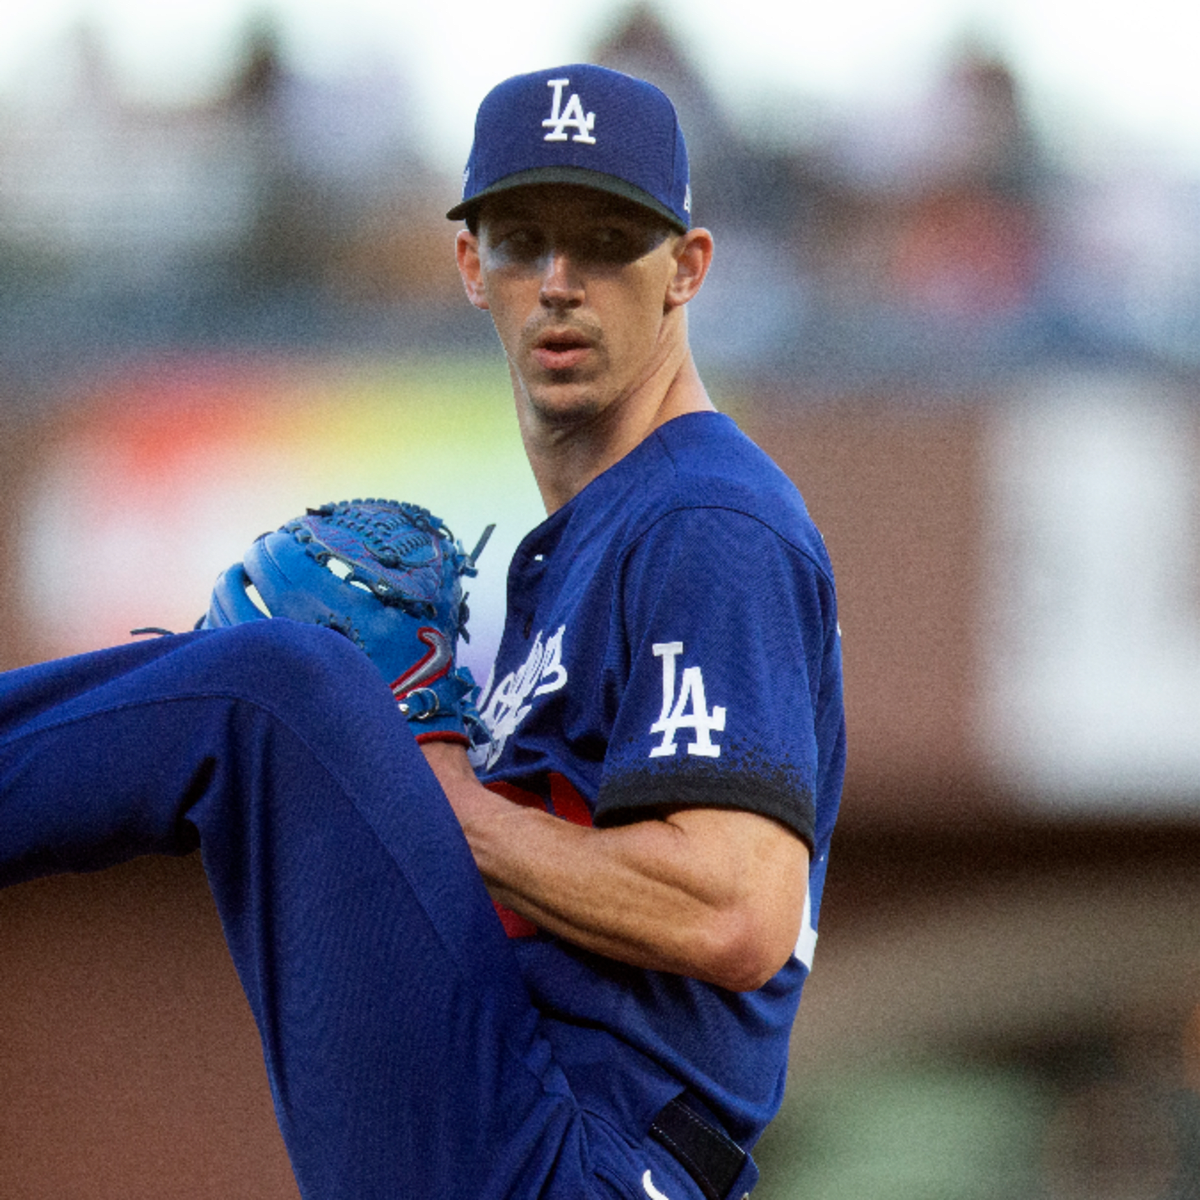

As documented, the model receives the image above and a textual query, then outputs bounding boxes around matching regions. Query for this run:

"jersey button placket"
[519,549,548,640]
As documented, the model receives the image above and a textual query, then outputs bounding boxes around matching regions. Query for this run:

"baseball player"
[0,65,844,1200]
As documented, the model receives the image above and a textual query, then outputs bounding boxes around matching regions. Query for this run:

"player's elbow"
[698,906,798,993]
[660,806,810,990]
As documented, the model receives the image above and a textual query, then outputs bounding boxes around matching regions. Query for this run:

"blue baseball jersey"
[471,411,845,1147]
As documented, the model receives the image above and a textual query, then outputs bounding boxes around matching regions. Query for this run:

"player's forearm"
[475,802,753,983]
[421,743,807,990]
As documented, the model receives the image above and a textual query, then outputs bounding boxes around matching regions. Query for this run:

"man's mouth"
[531,330,593,372]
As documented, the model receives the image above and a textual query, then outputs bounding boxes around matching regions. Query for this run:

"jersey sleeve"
[593,505,837,847]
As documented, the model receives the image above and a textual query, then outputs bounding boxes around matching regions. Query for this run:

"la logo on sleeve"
[649,641,726,759]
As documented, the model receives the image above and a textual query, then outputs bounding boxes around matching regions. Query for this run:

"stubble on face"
[511,314,612,429]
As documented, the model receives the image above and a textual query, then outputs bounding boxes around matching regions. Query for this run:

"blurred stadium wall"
[3,356,1198,1199]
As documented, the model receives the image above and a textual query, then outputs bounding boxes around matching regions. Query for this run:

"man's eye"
[495,229,543,258]
[594,228,627,248]
[582,228,643,263]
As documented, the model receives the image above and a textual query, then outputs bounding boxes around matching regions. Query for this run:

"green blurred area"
[755,1062,1050,1200]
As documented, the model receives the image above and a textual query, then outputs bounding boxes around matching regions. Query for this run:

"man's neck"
[519,351,714,515]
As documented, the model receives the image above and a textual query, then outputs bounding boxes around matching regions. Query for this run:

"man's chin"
[524,379,607,427]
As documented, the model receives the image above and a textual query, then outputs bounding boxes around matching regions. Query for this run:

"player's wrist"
[419,737,477,779]
[419,740,495,830]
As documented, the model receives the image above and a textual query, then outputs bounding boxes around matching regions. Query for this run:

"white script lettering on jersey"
[649,642,726,759]
[475,625,569,769]
[542,78,596,144]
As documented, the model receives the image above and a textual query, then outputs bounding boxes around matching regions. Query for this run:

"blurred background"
[1,2,1198,1197]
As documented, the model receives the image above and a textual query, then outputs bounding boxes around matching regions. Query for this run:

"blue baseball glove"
[198,499,493,747]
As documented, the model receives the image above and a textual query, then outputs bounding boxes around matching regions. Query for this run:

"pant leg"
[0,623,588,1200]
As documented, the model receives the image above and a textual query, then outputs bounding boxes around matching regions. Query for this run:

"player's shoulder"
[650,410,795,499]
[643,411,832,575]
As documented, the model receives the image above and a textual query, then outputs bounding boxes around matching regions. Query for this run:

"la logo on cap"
[542,78,596,144]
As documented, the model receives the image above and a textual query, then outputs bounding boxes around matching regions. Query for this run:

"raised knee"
[199,619,385,706]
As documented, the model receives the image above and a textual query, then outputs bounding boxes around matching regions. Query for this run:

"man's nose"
[538,249,584,307]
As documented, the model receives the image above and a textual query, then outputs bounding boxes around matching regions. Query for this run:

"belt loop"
[649,1095,754,1200]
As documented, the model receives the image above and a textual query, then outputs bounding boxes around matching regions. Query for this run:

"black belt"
[649,1096,750,1200]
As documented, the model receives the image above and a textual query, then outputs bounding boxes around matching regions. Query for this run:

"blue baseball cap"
[447,64,691,232]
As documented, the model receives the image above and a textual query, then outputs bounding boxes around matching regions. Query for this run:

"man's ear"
[664,228,714,311]
[456,229,489,311]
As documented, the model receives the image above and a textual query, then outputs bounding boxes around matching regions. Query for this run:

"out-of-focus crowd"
[3,7,1199,400]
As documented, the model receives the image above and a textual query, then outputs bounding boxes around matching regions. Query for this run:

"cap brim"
[446,166,688,233]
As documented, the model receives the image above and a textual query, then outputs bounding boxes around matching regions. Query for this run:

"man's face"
[457,184,688,431]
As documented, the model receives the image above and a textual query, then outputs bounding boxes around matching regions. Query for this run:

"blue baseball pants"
[0,622,719,1200]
